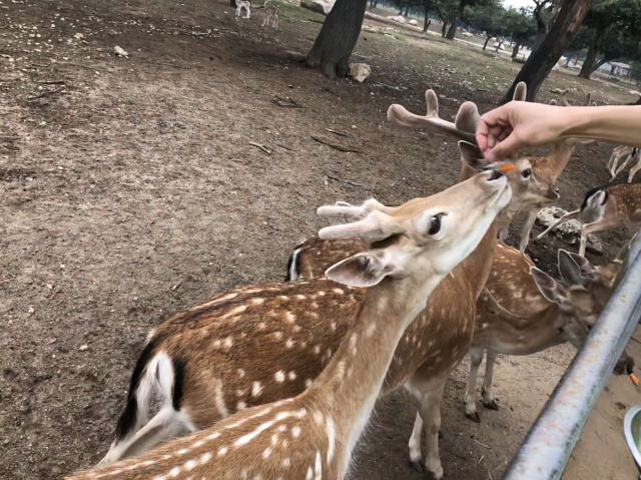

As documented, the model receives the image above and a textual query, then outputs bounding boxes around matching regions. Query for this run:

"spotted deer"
[508,92,595,253]
[235,0,251,18]
[261,0,279,28]
[537,182,641,257]
[68,169,511,480]
[463,246,634,421]
[93,90,534,480]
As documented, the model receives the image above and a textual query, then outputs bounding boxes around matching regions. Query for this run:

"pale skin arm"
[477,102,641,162]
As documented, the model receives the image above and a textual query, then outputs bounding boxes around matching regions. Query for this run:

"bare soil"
[1,1,639,479]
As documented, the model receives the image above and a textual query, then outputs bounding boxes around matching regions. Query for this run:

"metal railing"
[503,232,641,480]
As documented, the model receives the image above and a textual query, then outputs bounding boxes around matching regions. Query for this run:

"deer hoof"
[465,411,482,423]
[408,459,425,474]
[483,399,500,410]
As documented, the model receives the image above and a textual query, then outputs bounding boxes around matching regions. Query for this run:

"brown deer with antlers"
[91,88,540,480]
[463,246,634,421]
[537,182,641,257]
[68,168,511,480]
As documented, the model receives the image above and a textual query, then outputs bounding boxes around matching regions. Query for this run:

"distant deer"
[261,0,279,28]
[235,0,251,18]
[463,246,634,421]
[68,171,511,480]
[92,89,538,480]
[607,145,641,182]
[508,91,595,253]
[537,182,641,257]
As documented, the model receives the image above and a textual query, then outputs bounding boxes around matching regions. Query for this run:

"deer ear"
[531,267,567,304]
[513,81,527,101]
[458,141,485,170]
[325,251,396,288]
[558,250,587,286]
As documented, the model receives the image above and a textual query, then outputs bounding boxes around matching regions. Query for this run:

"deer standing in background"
[462,246,634,421]
[68,170,511,480]
[261,0,279,28]
[537,182,641,257]
[235,0,251,18]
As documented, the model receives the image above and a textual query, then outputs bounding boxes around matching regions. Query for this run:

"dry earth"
[1,1,639,479]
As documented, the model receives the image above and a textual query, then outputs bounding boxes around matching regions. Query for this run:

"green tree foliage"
[579,0,641,78]
[503,8,537,58]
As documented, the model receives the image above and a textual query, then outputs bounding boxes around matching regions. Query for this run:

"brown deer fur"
[69,170,511,480]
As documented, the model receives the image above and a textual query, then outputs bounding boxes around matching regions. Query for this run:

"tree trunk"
[579,24,606,79]
[441,20,449,37]
[230,0,236,6]
[305,0,368,78]
[404,4,410,17]
[494,39,504,53]
[511,43,521,59]
[564,53,573,67]
[533,3,548,49]
[423,2,430,31]
[445,1,466,40]
[501,0,592,104]
[483,35,492,50]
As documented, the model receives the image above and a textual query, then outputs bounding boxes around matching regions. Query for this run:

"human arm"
[476,102,641,162]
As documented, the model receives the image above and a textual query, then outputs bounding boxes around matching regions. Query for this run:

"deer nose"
[489,169,504,181]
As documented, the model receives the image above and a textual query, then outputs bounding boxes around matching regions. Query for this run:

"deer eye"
[427,213,446,235]
[521,168,532,179]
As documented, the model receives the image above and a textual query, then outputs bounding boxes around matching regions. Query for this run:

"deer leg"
[614,154,633,180]
[579,219,619,257]
[481,351,499,410]
[518,210,538,253]
[498,225,509,242]
[406,375,447,480]
[464,348,483,423]
[628,159,641,183]
[407,411,424,472]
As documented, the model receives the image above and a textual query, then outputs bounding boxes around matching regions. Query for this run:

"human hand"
[476,101,569,162]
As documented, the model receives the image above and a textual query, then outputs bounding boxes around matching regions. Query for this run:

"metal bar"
[504,231,641,480]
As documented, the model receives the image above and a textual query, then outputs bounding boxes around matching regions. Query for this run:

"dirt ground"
[2,1,640,479]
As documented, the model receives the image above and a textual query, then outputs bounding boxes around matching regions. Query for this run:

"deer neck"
[457,164,500,297]
[304,272,443,469]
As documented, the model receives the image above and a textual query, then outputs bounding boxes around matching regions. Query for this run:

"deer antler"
[317,198,398,219]
[387,89,478,144]
[512,81,527,101]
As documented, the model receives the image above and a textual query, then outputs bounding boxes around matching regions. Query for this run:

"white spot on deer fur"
[330,322,337,331]
[365,323,376,338]
[286,338,295,349]
[333,288,344,295]
[313,410,324,425]
[349,333,358,355]
[221,305,247,319]
[481,322,488,329]
[306,466,314,480]
[273,331,284,340]
[314,450,323,479]
[296,294,307,301]
[262,447,272,459]
[285,312,296,324]
[289,371,297,380]
[237,401,247,410]
[200,452,212,465]
[207,431,221,441]
[184,459,198,471]
[305,379,313,388]
[275,370,286,382]
[271,433,280,445]
[223,336,234,349]
[258,322,266,330]
[279,295,289,301]
[252,381,263,397]
[292,426,302,438]
[214,378,229,417]
[177,448,189,455]
[282,458,291,468]
[311,302,319,309]
[326,416,336,465]
[278,425,288,433]
[238,368,246,378]
[250,298,265,305]
[213,339,222,349]
[193,440,205,448]
[313,345,321,355]
[317,291,326,297]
